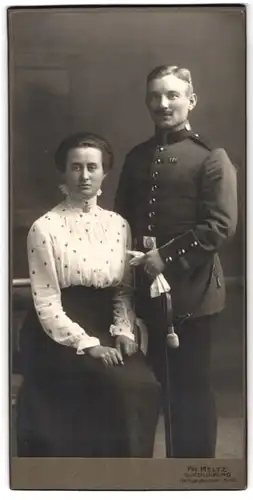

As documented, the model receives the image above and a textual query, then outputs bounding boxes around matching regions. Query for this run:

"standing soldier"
[114,65,238,458]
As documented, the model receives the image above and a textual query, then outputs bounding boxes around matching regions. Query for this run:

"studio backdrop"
[9,6,246,487]
[9,6,245,280]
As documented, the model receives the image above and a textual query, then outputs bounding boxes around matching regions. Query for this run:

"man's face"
[146,74,196,130]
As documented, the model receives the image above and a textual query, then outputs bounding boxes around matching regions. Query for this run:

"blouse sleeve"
[27,219,100,354]
[109,220,136,341]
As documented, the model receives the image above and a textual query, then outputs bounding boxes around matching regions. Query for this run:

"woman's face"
[64,146,105,200]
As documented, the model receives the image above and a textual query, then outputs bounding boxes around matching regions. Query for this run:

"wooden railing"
[12,278,31,287]
[12,277,243,288]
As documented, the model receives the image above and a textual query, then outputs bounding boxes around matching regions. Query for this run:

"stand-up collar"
[155,126,191,146]
[64,194,98,214]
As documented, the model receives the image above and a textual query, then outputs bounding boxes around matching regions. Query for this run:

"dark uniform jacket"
[114,127,238,320]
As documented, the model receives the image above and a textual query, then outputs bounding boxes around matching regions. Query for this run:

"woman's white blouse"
[27,198,136,354]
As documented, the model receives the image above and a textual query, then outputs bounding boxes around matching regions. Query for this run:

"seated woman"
[16,132,161,458]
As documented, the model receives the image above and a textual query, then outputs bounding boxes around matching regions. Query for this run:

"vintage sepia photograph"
[8,4,246,490]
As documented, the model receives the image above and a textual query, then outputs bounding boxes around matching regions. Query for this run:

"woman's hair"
[54,132,114,173]
[146,65,193,96]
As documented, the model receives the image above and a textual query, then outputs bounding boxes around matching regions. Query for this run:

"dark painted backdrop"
[9,6,245,279]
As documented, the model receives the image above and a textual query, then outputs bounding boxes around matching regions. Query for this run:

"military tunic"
[115,127,237,319]
[114,126,238,458]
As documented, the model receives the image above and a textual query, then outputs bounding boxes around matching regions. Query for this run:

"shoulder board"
[189,132,213,151]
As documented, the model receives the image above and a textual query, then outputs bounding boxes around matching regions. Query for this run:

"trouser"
[147,312,218,458]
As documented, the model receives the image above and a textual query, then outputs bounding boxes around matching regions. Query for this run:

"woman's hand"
[115,335,138,357]
[86,345,124,367]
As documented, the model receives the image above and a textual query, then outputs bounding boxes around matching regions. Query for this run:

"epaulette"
[189,131,213,151]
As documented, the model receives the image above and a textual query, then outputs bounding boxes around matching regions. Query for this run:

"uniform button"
[158,146,164,152]
[166,256,173,263]
[181,248,186,254]
[148,224,154,232]
[149,198,156,204]
[152,171,159,178]
[148,211,155,218]
[151,185,158,191]
[190,241,199,248]
[154,158,162,164]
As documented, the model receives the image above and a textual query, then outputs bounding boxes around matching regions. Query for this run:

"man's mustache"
[154,110,173,116]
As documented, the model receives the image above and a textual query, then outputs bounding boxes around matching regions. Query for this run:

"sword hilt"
[164,293,180,349]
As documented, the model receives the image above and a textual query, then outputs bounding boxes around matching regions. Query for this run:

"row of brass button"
[148,150,161,232]
[147,144,178,232]
[164,241,199,263]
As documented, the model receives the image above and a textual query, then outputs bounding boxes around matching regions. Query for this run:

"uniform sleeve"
[158,148,238,270]
[27,220,100,354]
[114,154,133,225]
[109,220,136,341]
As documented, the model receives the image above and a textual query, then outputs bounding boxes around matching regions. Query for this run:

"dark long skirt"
[16,286,161,457]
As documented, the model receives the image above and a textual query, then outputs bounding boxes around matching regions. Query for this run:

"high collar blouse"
[27,196,136,354]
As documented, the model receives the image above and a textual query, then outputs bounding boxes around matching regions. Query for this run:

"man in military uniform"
[114,65,238,458]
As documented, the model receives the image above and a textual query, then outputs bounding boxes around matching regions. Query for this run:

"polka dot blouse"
[27,197,135,354]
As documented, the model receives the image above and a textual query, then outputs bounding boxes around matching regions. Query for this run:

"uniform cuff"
[158,230,200,268]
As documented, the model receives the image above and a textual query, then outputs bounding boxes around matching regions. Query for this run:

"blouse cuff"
[109,324,135,341]
[76,336,100,355]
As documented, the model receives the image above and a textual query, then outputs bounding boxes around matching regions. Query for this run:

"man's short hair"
[146,65,193,95]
